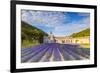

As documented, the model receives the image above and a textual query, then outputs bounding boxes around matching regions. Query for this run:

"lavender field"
[21,43,90,63]
[21,11,90,63]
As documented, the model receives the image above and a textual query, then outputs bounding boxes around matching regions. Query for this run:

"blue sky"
[21,10,90,37]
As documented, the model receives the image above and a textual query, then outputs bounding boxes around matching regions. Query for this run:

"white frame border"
[16,4,95,69]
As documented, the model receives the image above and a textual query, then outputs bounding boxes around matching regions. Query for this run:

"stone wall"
[55,36,90,44]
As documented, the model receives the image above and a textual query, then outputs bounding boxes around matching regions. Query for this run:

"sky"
[21,10,90,37]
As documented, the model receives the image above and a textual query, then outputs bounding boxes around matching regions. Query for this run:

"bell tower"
[49,31,55,43]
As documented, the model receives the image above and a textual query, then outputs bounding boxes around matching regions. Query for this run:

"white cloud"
[78,13,90,17]
[21,10,68,28]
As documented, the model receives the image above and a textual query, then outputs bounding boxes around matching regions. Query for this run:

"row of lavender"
[21,43,90,63]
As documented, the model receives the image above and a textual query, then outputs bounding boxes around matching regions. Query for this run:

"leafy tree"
[21,21,48,47]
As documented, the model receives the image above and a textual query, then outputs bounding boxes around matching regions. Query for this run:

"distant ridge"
[21,21,48,43]
[70,28,90,37]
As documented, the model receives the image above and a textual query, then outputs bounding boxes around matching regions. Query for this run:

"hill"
[21,21,48,48]
[70,28,90,37]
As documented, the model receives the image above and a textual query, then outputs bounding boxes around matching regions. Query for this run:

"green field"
[21,40,40,48]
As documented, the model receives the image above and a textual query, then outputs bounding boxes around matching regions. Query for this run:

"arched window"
[71,40,72,43]
[62,40,65,43]
[75,40,79,43]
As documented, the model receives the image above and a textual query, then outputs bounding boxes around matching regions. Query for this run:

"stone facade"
[43,32,90,44]
[55,36,90,44]
[43,32,56,43]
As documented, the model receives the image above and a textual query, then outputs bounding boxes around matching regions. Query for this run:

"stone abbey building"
[43,32,90,44]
